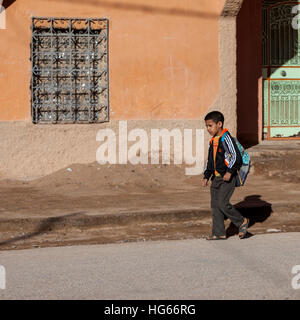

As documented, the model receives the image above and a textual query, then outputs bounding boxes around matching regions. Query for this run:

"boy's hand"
[202,179,208,187]
[223,172,231,181]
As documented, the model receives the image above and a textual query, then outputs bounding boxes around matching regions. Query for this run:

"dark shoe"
[239,218,249,239]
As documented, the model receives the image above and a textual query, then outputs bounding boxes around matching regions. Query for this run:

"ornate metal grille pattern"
[269,4,299,66]
[31,17,109,123]
[270,81,300,125]
[262,8,269,66]
[263,3,299,66]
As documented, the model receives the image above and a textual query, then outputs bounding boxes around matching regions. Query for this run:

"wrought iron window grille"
[30,17,109,124]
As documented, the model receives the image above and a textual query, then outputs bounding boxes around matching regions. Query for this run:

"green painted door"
[263,1,300,139]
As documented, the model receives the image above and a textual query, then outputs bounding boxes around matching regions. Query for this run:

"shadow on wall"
[50,0,220,20]
[2,0,16,10]
[236,0,262,148]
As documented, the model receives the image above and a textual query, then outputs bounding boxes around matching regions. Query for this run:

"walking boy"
[202,111,249,240]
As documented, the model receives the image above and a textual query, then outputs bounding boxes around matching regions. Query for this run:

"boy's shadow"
[225,195,273,238]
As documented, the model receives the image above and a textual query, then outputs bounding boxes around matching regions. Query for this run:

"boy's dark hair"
[204,111,224,126]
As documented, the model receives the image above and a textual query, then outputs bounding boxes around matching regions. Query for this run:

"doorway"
[262,0,300,139]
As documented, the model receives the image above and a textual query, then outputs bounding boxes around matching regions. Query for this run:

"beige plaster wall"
[0,0,245,180]
[0,0,226,121]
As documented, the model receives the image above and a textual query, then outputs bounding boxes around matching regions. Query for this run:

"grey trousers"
[210,176,244,236]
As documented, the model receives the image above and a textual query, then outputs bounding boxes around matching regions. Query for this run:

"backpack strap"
[220,129,229,142]
[210,129,229,145]
[220,129,230,155]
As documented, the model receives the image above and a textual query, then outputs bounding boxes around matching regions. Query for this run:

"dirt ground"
[0,151,299,250]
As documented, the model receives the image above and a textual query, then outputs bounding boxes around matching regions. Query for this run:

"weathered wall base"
[0,120,218,180]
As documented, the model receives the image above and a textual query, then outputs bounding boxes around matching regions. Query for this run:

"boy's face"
[205,119,223,137]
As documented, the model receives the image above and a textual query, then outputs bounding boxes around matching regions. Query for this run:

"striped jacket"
[203,129,242,180]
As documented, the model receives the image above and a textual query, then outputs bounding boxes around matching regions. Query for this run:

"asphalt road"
[0,233,300,300]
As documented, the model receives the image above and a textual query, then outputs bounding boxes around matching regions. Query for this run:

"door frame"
[262,0,300,140]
